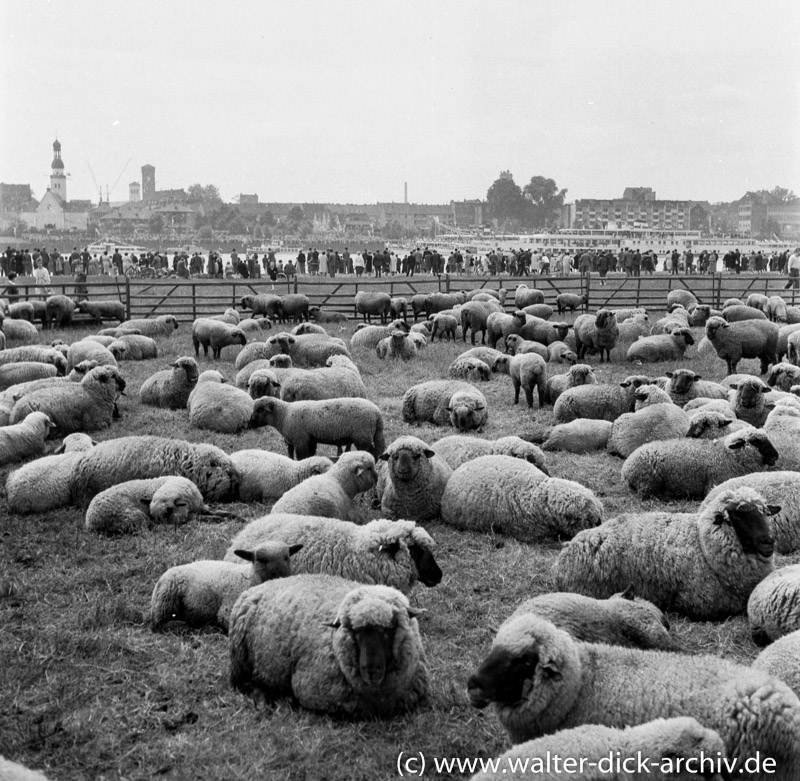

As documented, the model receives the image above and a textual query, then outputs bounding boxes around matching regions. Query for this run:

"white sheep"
[466,614,800,777]
[625,328,694,363]
[0,318,38,344]
[376,330,418,360]
[747,565,800,645]
[250,396,385,460]
[553,374,650,423]
[555,486,778,619]
[545,363,597,405]
[0,346,68,375]
[240,293,281,320]
[229,575,430,717]
[686,408,751,439]
[139,357,199,409]
[705,315,779,375]
[440,455,603,543]
[247,368,282,399]
[545,340,577,365]
[459,346,505,368]
[753,631,800,698]
[110,333,158,360]
[767,295,788,323]
[349,323,407,351]
[401,380,488,432]
[229,450,333,502]
[448,355,491,381]
[270,451,378,523]
[150,541,302,632]
[574,309,619,362]
[429,312,458,342]
[616,312,650,342]
[492,353,547,408]
[376,436,453,522]
[278,355,367,402]
[65,339,120,371]
[541,419,613,453]
[234,340,283,371]
[430,435,548,473]
[0,362,60,391]
[729,375,772,426]
[118,315,179,337]
[187,370,254,434]
[354,290,392,323]
[235,354,291,389]
[661,368,729,407]
[267,331,351,367]
[0,411,54,466]
[191,318,247,360]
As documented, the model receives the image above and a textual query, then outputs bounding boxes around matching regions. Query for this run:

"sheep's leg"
[513,379,521,405]
[524,386,533,408]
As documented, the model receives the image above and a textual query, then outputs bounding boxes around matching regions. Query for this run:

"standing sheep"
[492,353,547,408]
[240,293,282,321]
[767,295,789,323]
[279,293,310,323]
[705,316,779,375]
[76,299,126,325]
[555,293,587,314]
[514,284,544,308]
[139,357,199,409]
[191,319,247,360]
[554,486,778,619]
[354,291,392,324]
[460,300,502,345]
[574,309,619,362]
[401,380,488,432]
[389,296,407,321]
[747,565,800,645]
[44,294,75,328]
[187,370,254,434]
[0,411,54,466]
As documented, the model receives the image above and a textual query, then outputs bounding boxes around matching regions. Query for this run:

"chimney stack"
[404,182,408,204]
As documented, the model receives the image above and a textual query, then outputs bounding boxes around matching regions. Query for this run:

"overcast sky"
[2,0,798,207]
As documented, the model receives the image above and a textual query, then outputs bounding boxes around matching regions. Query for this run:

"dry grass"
[1,310,798,781]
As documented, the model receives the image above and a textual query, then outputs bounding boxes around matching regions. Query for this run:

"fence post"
[584,273,591,310]
[192,284,196,321]
[125,276,131,320]
[294,275,298,294]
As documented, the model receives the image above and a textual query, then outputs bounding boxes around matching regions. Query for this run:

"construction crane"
[110,157,132,200]
[87,162,103,204]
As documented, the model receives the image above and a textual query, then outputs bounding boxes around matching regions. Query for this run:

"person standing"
[33,259,51,298]
[343,247,351,274]
[318,249,328,276]
[670,249,680,275]
[297,249,307,275]
[353,251,365,277]
[406,248,416,277]
[784,248,800,290]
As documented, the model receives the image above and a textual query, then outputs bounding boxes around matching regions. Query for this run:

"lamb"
[430,435,548,473]
[240,293,282,320]
[422,291,466,317]
[545,340,577,364]
[278,355,367,402]
[0,362,59,391]
[573,309,619,362]
[555,292,587,314]
[401,380,488,432]
[555,486,777,619]
[376,436,452,522]
[354,290,392,323]
[448,355,491,381]
[492,353,547,408]
[763,404,800,470]
[278,293,310,323]
[509,589,675,650]
[5,433,96,513]
[767,295,789,323]
[250,396,385,459]
[389,296,407,321]
[747,565,800,645]
[110,333,158,360]
[666,288,698,309]
[224,515,442,592]
[541,419,613,453]
[9,365,125,437]
[70,436,238,507]
[467,614,800,778]
[753,631,800,698]
[616,312,650,342]
[503,334,549,360]
[545,363,597,405]
[702,472,800,554]
[44,294,75,328]
[748,293,770,311]
[625,328,694,362]
[84,475,230,535]
[519,317,571,346]
[606,385,690,458]
[705,315,779,375]
[0,346,67,375]
[229,575,430,717]
[622,428,779,499]
[76,299,125,325]
[514,284,544,308]
[271,451,378,523]
[459,346,505,367]
[150,542,302,632]
[139,356,199,409]
[187,370,254,434]
[0,411,54,466]
[440,455,603,543]
[117,315,179,337]
[191,318,247,360]
[553,375,651,423]
[376,330,417,360]
[429,313,458,342]
[460,300,502,345]
[65,339,120,371]
[229,451,333,502]
[307,306,348,324]
[468,718,726,781]
[729,375,771,427]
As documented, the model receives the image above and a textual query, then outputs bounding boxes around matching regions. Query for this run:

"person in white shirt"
[784,249,800,290]
[33,259,51,298]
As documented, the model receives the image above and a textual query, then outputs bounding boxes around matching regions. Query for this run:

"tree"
[690,204,709,232]
[486,174,528,229]
[523,176,567,230]
[196,225,213,241]
[770,186,798,203]
[148,213,165,233]
[187,183,223,207]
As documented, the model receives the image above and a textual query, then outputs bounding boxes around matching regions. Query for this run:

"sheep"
[728,375,771,426]
[423,291,466,317]
[440,455,603,543]
[187,370,254,434]
[459,346,505,367]
[651,307,690,335]
[514,284,544,308]
[686,408,751,440]
[410,293,429,321]
[0,346,67,375]
[753,631,800,698]
[349,323,405,351]
[240,293,281,320]
[65,339,120,371]
[705,315,779,375]
[76,299,125,325]
[118,315,179,337]
[376,330,417,360]
[0,411,54,466]
[0,756,53,781]
[544,364,598,406]
[666,288,698,309]
[354,290,391,324]
[9,365,125,437]
[622,428,778,499]
[6,301,35,321]
[247,368,281,399]
[429,312,458,342]
[229,575,430,717]
[70,436,238,507]
[43,294,75,328]
[5,433,96,513]
[465,287,507,303]
[267,331,351,367]
[229,451,333,502]
[509,589,676,650]
[545,340,577,365]
[486,310,528,349]
[234,340,282,371]
[748,293,770,311]
[492,353,547,408]
[556,486,777,620]
[520,317,571,346]
[722,297,745,308]
[625,328,694,363]
[788,330,800,365]
[84,475,231,535]
[307,306,348,324]
[722,304,768,322]
[555,292,587,314]
[519,303,553,320]
[540,419,613,453]
[0,317,38,345]
[661,368,730,407]
[616,312,650,342]
[225,515,442,592]
[460,300,502,345]
[767,295,789,323]
[430,434,548,473]
[468,717,726,781]
[191,318,247,360]
[110,333,158,361]
[503,334,549,360]
[767,361,800,392]
[291,322,327,336]
[0,362,59,391]
[406,330,425,353]
[747,565,800,645]
[448,355,491,381]
[776,323,800,360]
[612,307,647,323]
[574,309,619,362]
[376,436,452,522]
[687,303,713,326]
[239,318,271,340]
[278,355,366,402]
[278,293,310,323]
[139,357,199,409]
[271,451,378,523]
[389,296,407,321]
[467,614,800,777]
[401,380,488,432]
[553,375,650,423]
[763,404,800,470]
[702,472,800,554]
[150,542,302,632]
[250,396,385,460]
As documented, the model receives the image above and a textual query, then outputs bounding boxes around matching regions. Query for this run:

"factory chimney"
[404,182,408,204]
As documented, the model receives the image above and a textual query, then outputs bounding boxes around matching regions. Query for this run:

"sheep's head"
[492,355,511,375]
[335,451,378,494]
[148,477,204,526]
[379,437,435,483]
[552,322,571,340]
[447,391,487,432]
[705,316,729,339]
[664,369,700,395]
[512,311,527,326]
[269,354,292,368]
[234,542,303,582]
[730,378,770,409]
[608,589,676,650]
[86,365,126,394]
[248,369,280,400]
[390,330,407,346]
[767,363,800,391]
[710,487,779,558]
[172,357,199,385]
[250,396,280,428]
[686,410,735,439]
[464,359,490,381]
[569,364,596,386]
[670,328,694,346]
[505,334,521,354]
[232,328,247,347]
[725,429,779,467]
[240,295,253,310]
[595,309,614,328]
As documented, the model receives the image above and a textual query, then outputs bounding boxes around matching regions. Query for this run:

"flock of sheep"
[3,281,800,779]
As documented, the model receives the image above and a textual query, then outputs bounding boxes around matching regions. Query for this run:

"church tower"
[50,138,67,200]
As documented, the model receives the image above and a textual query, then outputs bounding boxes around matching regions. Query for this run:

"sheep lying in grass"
[753,631,800,698]
[229,575,430,717]
[271,451,378,523]
[659,368,729,407]
[0,411,54,466]
[767,362,800,391]
[430,435,548,473]
[267,331,351,367]
[553,375,650,423]
[65,339,121,371]
[0,362,60,391]
[545,363,597,405]
[229,451,333,502]
[0,346,67,375]
[492,353,547,408]
[448,355,491,381]
[187,370,254,434]
[625,328,694,363]
[401,380,488,432]
[191,318,247,360]
[467,614,800,777]
[279,356,367,402]
[541,419,613,453]
[0,318,38,344]
[555,486,778,619]
[616,312,650,342]
[150,542,302,632]
[686,408,751,440]
[139,356,199,409]
[376,330,417,360]
[622,428,779,499]
[234,340,282,371]
[118,315,179,337]
[110,333,158,360]
[729,375,772,427]
[440,455,603,543]
[747,565,800,645]
[349,322,408,351]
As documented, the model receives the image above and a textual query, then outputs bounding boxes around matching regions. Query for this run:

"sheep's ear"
[54,442,67,454]
[726,438,745,450]
[407,607,427,619]
[713,510,729,525]
[539,658,562,681]
[322,619,341,630]
[664,371,673,378]
[722,322,730,328]
[379,540,401,557]
[234,549,255,562]
[445,406,453,412]
[378,452,390,461]
[761,387,771,393]
[288,543,303,556]
[721,417,734,425]
[619,584,635,600]
[140,497,152,506]
[729,383,739,390]
[619,381,630,387]
[423,449,436,458]
[767,504,782,516]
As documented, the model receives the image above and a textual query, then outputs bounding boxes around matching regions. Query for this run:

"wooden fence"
[3,272,800,324]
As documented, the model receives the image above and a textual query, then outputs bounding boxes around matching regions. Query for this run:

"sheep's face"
[150,494,193,526]
[467,646,541,708]
[713,498,778,558]
[466,361,490,381]
[665,370,699,395]
[235,542,303,581]
[174,358,199,384]
[726,431,779,467]
[447,393,486,431]
[352,626,395,686]
[730,380,769,409]
[705,317,728,339]
[570,365,595,385]
[409,542,442,587]
[382,445,435,483]
[610,594,676,651]
[552,323,571,340]
[492,355,511,375]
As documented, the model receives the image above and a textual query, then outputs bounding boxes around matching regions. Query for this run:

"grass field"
[1,309,798,781]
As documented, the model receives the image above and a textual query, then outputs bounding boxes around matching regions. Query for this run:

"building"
[451,199,485,228]
[141,165,155,200]
[129,181,141,202]
[568,189,695,230]
[622,187,655,201]
[237,194,259,205]
[376,202,452,231]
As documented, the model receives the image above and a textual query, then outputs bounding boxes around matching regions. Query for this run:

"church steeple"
[50,138,66,200]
